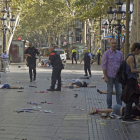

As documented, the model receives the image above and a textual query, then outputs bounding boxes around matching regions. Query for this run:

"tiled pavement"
[0,61,140,140]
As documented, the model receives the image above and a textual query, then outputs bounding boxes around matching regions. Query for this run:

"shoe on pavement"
[33,78,36,81]
[97,89,102,94]
[47,87,54,92]
[109,113,115,119]
[122,118,138,123]
[84,74,88,76]
[30,79,32,82]
[54,88,61,91]
[101,113,108,117]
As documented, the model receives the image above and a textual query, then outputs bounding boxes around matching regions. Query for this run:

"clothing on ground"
[112,104,122,116]
[71,81,87,87]
[2,84,10,89]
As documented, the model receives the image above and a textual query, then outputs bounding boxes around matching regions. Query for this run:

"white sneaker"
[101,113,108,117]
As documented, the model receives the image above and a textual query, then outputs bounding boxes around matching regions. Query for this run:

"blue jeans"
[107,76,122,108]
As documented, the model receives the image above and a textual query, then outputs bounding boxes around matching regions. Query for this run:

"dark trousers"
[51,67,61,89]
[124,94,139,119]
[72,55,77,64]
[84,62,91,76]
[98,55,100,65]
[29,63,36,80]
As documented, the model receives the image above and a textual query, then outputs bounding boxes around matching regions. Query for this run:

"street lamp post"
[1,7,7,53]
[116,7,124,50]
[104,22,108,36]
[107,7,114,35]
[107,0,124,51]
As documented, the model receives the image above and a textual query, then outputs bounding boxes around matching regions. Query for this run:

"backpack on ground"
[115,54,135,86]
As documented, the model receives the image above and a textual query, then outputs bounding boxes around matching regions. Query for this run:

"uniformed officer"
[47,47,63,91]
[80,49,92,77]
[97,49,101,65]
[24,41,40,82]
[71,48,77,64]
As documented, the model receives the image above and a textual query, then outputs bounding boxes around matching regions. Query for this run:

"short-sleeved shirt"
[49,50,62,67]
[24,47,39,64]
[2,53,8,61]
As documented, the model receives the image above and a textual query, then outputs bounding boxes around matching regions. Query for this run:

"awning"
[104,36,114,40]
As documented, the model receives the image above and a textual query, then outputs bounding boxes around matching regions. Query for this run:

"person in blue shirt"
[80,49,92,77]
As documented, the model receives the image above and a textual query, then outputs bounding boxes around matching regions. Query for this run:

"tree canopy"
[11,0,127,45]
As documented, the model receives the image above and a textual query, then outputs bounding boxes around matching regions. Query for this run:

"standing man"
[24,41,40,82]
[80,49,92,77]
[2,50,9,73]
[71,48,77,64]
[121,43,140,123]
[97,49,101,65]
[47,47,63,91]
[102,38,123,109]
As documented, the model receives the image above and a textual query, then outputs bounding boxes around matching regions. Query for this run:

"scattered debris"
[74,94,78,97]
[0,129,5,131]
[32,106,42,109]
[34,91,48,93]
[27,102,41,106]
[72,106,84,111]
[39,91,48,93]
[29,85,37,88]
[44,110,53,113]
[80,77,89,79]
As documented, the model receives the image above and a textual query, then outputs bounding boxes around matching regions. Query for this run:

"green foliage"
[12,0,126,44]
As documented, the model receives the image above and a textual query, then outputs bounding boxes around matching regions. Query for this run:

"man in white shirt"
[2,50,9,73]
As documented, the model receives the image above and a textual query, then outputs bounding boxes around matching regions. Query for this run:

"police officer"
[97,49,101,65]
[24,41,40,82]
[71,48,77,64]
[47,47,63,91]
[80,49,92,77]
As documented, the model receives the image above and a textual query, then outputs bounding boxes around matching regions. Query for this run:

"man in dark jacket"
[80,49,92,77]
[47,47,63,91]
[121,43,140,123]
[24,41,40,82]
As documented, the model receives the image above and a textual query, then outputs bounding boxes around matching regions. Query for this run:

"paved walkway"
[0,61,140,140]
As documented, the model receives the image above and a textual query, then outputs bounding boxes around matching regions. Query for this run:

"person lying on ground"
[41,60,48,67]
[97,89,116,95]
[0,84,24,89]
[89,104,140,118]
[62,81,96,88]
